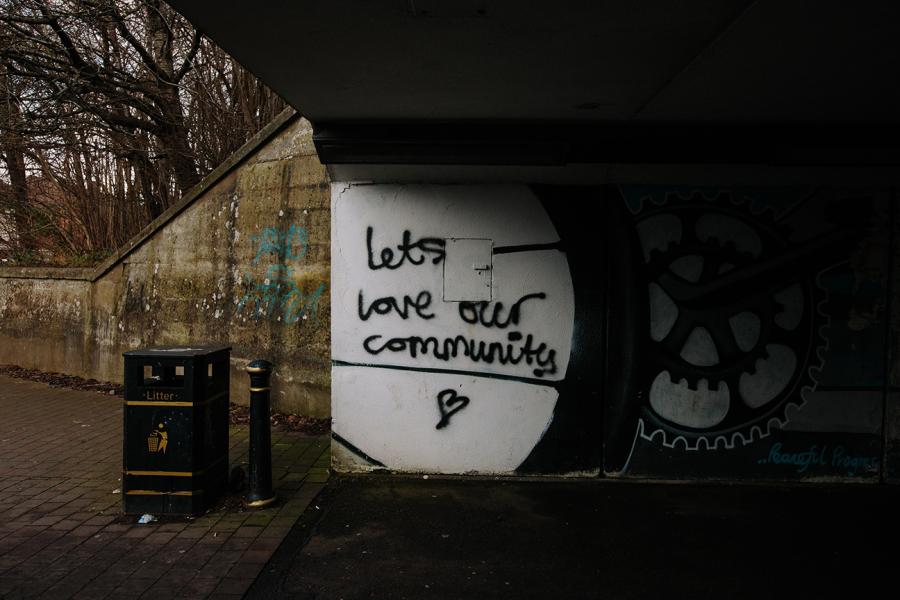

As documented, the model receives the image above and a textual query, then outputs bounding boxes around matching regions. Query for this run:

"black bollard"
[244,359,276,508]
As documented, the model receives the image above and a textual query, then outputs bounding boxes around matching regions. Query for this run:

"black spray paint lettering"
[358,290,435,321]
[363,332,558,378]
[366,226,445,270]
[459,292,547,328]
[435,389,470,430]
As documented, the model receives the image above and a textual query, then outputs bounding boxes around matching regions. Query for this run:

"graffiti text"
[459,292,546,328]
[366,227,445,270]
[363,331,557,378]
[358,290,435,321]
[757,442,880,476]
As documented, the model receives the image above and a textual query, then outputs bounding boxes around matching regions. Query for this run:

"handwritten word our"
[459,293,546,328]
[252,224,309,264]
[236,265,325,324]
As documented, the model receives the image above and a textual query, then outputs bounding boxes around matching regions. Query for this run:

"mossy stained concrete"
[0,110,332,416]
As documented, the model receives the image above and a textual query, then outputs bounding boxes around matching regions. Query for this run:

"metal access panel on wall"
[443,238,493,301]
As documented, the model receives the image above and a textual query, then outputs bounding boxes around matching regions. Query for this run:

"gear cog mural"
[633,192,828,451]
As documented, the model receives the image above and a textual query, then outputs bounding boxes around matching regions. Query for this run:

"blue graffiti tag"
[831,446,879,476]
[251,224,309,264]
[236,265,326,324]
[757,442,879,476]
[757,443,828,474]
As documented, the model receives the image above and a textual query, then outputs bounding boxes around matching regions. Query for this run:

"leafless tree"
[0,0,285,263]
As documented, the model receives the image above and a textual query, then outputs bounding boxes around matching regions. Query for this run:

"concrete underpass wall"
[0,111,332,416]
[331,184,576,474]
[332,183,899,481]
[616,187,889,481]
[0,272,93,375]
[886,207,900,484]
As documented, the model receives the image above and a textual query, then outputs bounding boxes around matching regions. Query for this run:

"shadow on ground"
[249,475,899,600]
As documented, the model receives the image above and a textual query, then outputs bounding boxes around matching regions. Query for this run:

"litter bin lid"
[123,344,231,357]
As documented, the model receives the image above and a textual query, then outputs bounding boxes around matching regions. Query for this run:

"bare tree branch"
[0,0,286,264]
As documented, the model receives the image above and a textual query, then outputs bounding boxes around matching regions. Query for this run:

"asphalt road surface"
[247,475,898,600]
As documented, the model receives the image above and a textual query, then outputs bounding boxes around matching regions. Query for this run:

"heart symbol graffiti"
[435,389,470,430]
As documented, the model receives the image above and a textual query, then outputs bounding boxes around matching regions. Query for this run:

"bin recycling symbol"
[147,423,168,454]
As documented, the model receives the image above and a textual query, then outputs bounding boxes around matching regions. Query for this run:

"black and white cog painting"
[632,193,835,451]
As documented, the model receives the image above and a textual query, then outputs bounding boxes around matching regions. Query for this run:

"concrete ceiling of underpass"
[168,0,900,124]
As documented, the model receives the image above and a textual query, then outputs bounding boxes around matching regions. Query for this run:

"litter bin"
[122,345,231,515]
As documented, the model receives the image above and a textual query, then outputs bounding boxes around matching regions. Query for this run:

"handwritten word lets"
[366,227,445,270]
[237,265,325,324]
[252,224,309,264]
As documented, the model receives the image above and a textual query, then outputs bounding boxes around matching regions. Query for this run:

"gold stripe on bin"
[126,401,194,407]
[125,391,227,408]
[249,387,271,392]
[245,366,270,374]
[125,470,194,477]
[125,489,203,496]
[124,455,226,478]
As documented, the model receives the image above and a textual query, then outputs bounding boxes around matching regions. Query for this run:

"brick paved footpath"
[0,375,330,599]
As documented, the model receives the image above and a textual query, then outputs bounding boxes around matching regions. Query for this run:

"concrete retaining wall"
[0,110,332,417]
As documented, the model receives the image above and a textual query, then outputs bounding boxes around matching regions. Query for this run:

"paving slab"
[0,375,328,599]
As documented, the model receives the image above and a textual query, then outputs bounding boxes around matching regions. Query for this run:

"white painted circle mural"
[331,184,575,474]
